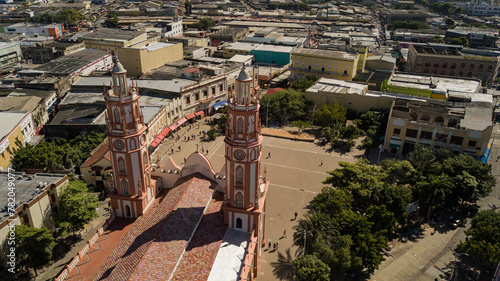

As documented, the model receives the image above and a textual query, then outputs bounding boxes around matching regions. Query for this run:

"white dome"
[112,61,126,74]
[236,67,251,81]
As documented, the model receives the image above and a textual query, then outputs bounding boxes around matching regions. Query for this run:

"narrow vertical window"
[122,180,129,195]
[238,118,243,134]
[114,108,120,123]
[236,193,243,208]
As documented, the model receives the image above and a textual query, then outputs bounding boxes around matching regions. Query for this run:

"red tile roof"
[81,140,110,168]
[266,87,285,95]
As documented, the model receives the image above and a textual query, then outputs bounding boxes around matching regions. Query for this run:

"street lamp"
[56,227,63,256]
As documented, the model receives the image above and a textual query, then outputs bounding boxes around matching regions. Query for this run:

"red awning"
[195,110,204,116]
[178,117,187,125]
[151,140,159,148]
[186,113,196,120]
[160,127,171,138]
[169,117,187,131]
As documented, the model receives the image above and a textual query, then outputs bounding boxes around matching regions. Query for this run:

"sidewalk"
[36,199,111,281]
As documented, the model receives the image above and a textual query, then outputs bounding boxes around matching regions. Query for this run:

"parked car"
[448,216,462,229]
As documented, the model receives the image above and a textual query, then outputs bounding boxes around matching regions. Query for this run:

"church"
[94,57,268,280]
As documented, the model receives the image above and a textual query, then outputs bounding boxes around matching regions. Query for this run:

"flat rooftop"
[20,49,110,76]
[307,77,368,95]
[293,48,358,60]
[226,42,262,51]
[255,44,294,53]
[207,228,251,281]
[82,28,145,42]
[0,172,66,221]
[389,73,481,94]
[73,77,196,93]
[223,20,306,29]
[0,95,42,112]
[0,111,28,141]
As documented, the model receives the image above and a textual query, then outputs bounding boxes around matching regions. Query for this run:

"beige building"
[0,173,68,261]
[291,48,361,81]
[0,112,35,171]
[305,78,394,112]
[407,43,500,85]
[384,93,494,160]
[82,29,182,77]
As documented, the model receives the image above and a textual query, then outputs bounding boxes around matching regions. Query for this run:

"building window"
[421,114,430,122]
[308,65,311,70]
[212,87,216,95]
[435,133,447,143]
[432,69,438,74]
[469,64,475,71]
[420,131,433,140]
[143,153,148,165]
[441,70,446,75]
[467,72,473,77]
[424,68,429,73]
[122,180,129,195]
[433,61,439,67]
[451,62,456,69]
[442,61,448,68]
[114,108,120,123]
[460,62,466,70]
[478,64,484,72]
[449,70,455,76]
[236,216,242,227]
[468,140,477,147]
[425,60,430,67]
[393,128,401,135]
[186,96,191,104]
[119,158,125,172]
[238,118,243,134]
[448,119,458,128]
[406,129,418,138]
[195,93,199,101]
[203,90,208,97]
[488,64,494,72]
[459,71,464,77]
[219,84,223,91]
[450,136,463,145]
[236,166,243,184]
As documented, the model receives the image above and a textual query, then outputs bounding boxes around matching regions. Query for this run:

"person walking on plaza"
[320,160,323,166]
[283,230,286,238]
[268,240,271,249]
[267,152,271,158]
[294,212,298,220]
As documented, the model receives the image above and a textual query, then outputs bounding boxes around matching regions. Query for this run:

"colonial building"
[105,57,157,218]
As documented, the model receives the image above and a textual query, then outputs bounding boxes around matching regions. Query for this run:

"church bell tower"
[222,67,268,276]
[104,56,156,218]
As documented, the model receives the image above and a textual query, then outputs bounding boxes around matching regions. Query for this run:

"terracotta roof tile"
[80,140,110,168]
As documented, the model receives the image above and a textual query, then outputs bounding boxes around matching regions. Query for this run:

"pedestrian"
[273,243,276,250]
[171,148,174,154]
[178,145,181,151]
[320,160,323,166]
[276,242,279,250]
[268,152,271,158]
[206,150,209,154]
[184,158,186,163]
[108,201,112,210]
[283,230,286,238]
[294,212,298,220]
[268,240,271,249]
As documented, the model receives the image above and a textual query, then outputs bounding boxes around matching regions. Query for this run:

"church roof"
[236,67,251,81]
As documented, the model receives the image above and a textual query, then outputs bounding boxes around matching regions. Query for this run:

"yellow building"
[291,48,360,81]
[117,42,183,77]
[0,111,35,171]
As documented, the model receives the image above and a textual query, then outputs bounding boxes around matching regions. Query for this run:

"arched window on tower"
[238,118,244,134]
[145,172,150,188]
[136,104,141,119]
[118,158,125,172]
[236,166,243,184]
[122,180,129,195]
[143,153,148,166]
[130,139,136,150]
[236,217,242,228]
[236,193,243,208]
[114,108,120,124]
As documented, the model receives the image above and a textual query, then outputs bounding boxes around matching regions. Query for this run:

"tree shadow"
[270,247,296,280]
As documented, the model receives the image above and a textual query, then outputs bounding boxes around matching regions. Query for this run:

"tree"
[314,103,347,128]
[55,180,99,238]
[414,174,452,217]
[293,211,336,254]
[105,12,119,28]
[292,120,310,133]
[293,255,330,281]
[450,36,469,47]
[290,75,318,92]
[407,145,437,175]
[427,35,445,44]
[380,159,417,185]
[260,89,306,124]
[195,18,214,30]
[458,210,500,272]
[366,205,396,234]
[185,1,192,15]
[55,9,85,28]
[453,6,462,14]
[15,225,56,276]
[445,18,455,25]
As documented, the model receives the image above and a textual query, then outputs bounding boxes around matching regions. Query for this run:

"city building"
[0,95,45,130]
[0,42,21,69]
[28,41,86,64]
[210,27,248,46]
[2,23,64,37]
[86,66,267,281]
[382,73,482,100]
[0,173,68,262]
[445,26,499,48]
[0,111,35,171]
[305,77,394,112]
[463,0,500,16]
[18,49,113,80]
[406,43,500,85]
[291,48,361,81]
[383,93,494,161]
[379,8,431,23]
[155,19,183,38]
[104,57,158,218]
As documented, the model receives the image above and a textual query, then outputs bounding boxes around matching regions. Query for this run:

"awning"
[195,110,204,117]
[213,100,228,111]
[169,117,188,131]
[104,167,113,172]
[186,113,196,120]
[151,140,160,148]
[389,144,401,149]
[160,127,171,138]
[90,166,103,171]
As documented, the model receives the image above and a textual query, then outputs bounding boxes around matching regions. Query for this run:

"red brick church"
[95,57,268,280]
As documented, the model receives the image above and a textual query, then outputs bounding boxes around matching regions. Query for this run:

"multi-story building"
[0,42,21,68]
[210,27,248,46]
[291,48,361,81]
[463,0,500,16]
[0,111,35,171]
[406,43,500,85]
[156,19,183,38]
[445,26,499,48]
[2,23,64,38]
[0,173,68,262]
[223,42,295,66]
[384,93,494,161]
[379,8,431,23]
[82,29,183,76]
[29,41,86,64]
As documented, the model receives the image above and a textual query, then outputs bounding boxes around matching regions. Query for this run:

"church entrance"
[125,205,131,217]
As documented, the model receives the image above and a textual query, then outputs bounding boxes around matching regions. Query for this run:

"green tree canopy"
[294,255,330,281]
[290,75,318,92]
[105,12,119,28]
[445,18,455,25]
[15,225,56,276]
[450,36,469,47]
[260,89,306,124]
[55,180,99,237]
[458,210,500,272]
[314,103,347,128]
[195,18,214,30]
[427,35,445,44]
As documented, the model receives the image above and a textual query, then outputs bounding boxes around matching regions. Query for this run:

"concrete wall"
[117,43,183,77]
[305,90,394,113]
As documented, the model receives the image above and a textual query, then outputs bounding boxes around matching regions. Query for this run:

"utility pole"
[310,104,316,132]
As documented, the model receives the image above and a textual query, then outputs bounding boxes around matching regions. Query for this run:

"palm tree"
[415,174,452,218]
[293,210,336,255]
[407,146,436,174]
